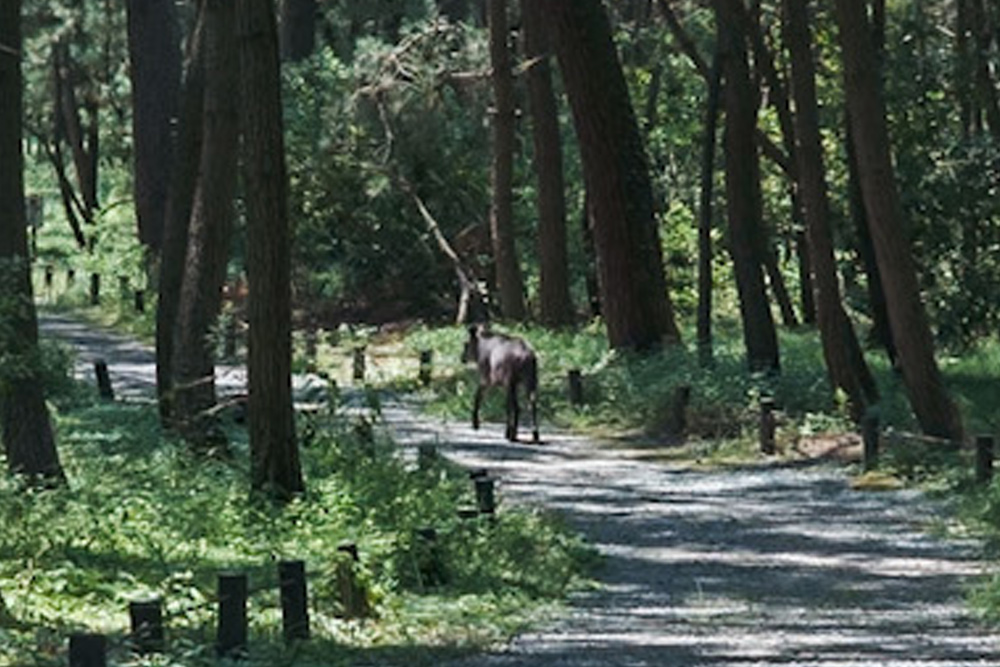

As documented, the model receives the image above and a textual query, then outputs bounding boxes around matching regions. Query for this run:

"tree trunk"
[156,7,207,425]
[762,246,799,328]
[784,0,877,421]
[53,42,98,216]
[170,0,239,450]
[238,0,304,500]
[717,0,779,371]
[697,42,723,366]
[969,0,1000,141]
[0,0,64,482]
[127,0,182,254]
[278,0,316,62]
[580,192,601,318]
[521,0,574,327]
[834,0,964,441]
[543,0,681,350]
[487,0,526,321]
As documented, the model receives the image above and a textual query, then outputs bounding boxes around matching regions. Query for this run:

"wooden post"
[67,267,76,288]
[759,397,776,455]
[68,633,106,667]
[976,434,994,484]
[474,476,496,515]
[90,273,100,305]
[416,527,446,587]
[335,543,369,618]
[129,598,164,653]
[862,409,880,471]
[278,560,310,642]
[305,328,318,373]
[134,290,145,313]
[352,346,366,383]
[94,360,114,400]
[567,369,584,406]
[665,384,691,435]
[418,350,433,386]
[417,444,437,470]
[44,264,54,290]
[216,572,248,658]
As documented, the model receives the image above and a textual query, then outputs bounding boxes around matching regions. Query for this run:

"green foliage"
[0,393,592,665]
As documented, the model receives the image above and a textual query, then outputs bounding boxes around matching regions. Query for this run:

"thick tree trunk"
[127,0,182,253]
[278,0,316,62]
[717,0,779,371]
[521,0,574,327]
[543,0,681,350]
[53,42,98,216]
[156,8,207,425]
[784,0,877,421]
[488,0,526,321]
[170,0,239,450]
[0,0,64,482]
[239,0,304,500]
[835,0,964,441]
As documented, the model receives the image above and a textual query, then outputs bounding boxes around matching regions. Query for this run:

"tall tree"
[278,0,316,62]
[521,0,574,327]
[156,7,207,425]
[238,0,304,499]
[487,0,526,321]
[126,0,182,254]
[542,0,681,350]
[716,0,779,371]
[170,0,239,450]
[834,0,965,441]
[0,0,63,481]
[697,41,723,366]
[783,0,877,419]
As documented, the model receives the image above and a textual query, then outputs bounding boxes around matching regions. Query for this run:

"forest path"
[38,312,1000,666]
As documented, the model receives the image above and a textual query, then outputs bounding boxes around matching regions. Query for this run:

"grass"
[0,363,596,666]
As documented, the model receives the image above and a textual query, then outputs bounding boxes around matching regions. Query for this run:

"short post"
[352,346,366,383]
[118,275,130,301]
[67,267,76,288]
[216,572,248,658]
[759,396,776,455]
[223,316,237,359]
[976,435,995,485]
[278,560,310,642]
[474,476,496,515]
[567,369,584,406]
[665,384,691,435]
[129,598,164,653]
[134,289,145,314]
[335,543,369,618]
[94,360,114,400]
[44,264,54,290]
[418,350,433,386]
[416,527,446,587]
[69,633,106,667]
[862,409,880,471]
[417,444,437,470]
[90,273,100,305]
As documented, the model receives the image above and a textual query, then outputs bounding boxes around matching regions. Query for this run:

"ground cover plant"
[0,353,595,667]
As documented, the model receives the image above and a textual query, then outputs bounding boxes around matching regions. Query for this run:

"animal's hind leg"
[506,383,519,441]
[530,390,539,443]
[472,385,484,430]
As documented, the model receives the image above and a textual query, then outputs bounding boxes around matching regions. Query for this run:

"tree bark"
[717,0,779,371]
[487,0,526,321]
[238,0,304,500]
[697,42,723,366]
[0,0,64,482]
[278,0,316,62]
[156,7,207,425]
[170,0,239,450]
[127,0,182,253]
[784,0,877,420]
[521,0,574,328]
[543,0,680,350]
[834,0,964,441]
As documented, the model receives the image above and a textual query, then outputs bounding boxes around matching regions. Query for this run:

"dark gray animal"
[461,325,539,443]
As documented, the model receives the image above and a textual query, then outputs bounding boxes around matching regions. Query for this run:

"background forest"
[3,0,1000,664]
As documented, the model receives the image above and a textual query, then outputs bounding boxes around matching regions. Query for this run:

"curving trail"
[39,312,1000,666]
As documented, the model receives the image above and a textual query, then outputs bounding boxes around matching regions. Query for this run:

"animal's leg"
[530,389,539,443]
[473,385,484,430]
[506,383,519,441]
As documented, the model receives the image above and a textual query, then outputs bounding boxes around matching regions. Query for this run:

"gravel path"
[39,312,1000,665]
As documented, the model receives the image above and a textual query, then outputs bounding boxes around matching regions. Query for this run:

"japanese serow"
[461,325,539,443]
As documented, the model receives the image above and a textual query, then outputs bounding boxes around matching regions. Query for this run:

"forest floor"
[38,311,1000,666]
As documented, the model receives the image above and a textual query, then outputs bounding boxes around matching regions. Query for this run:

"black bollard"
[90,273,100,305]
[862,410,880,471]
[417,444,437,470]
[44,264,54,290]
[129,598,164,653]
[977,435,995,485]
[216,573,248,658]
[567,369,584,406]
[474,476,496,515]
[305,328,318,373]
[352,346,366,383]
[67,267,76,287]
[278,560,310,642]
[759,397,776,455]
[418,350,433,386]
[335,543,369,619]
[134,289,145,314]
[68,633,106,667]
[94,360,114,400]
